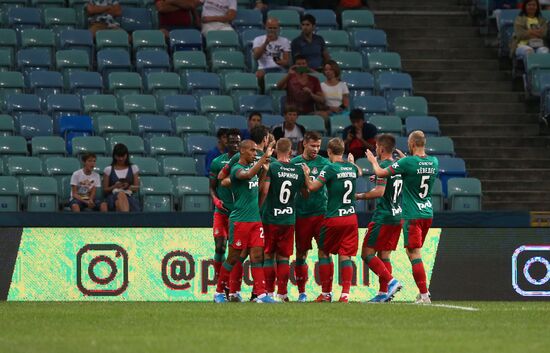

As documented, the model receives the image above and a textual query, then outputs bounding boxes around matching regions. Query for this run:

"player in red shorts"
[214,139,276,303]
[367,131,439,304]
[356,134,404,302]
[259,138,305,301]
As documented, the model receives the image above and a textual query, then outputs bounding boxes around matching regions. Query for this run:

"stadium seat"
[267,9,300,29]
[279,29,301,41]
[185,135,217,172]
[173,51,208,76]
[46,94,81,131]
[0,136,28,161]
[146,72,182,102]
[352,96,388,116]
[97,49,132,82]
[96,115,132,137]
[355,158,374,175]
[317,30,349,54]
[21,176,59,212]
[59,115,93,146]
[7,156,43,177]
[0,29,17,61]
[31,136,67,158]
[329,114,349,137]
[342,72,375,98]
[108,72,143,99]
[135,50,171,76]
[161,156,197,178]
[43,8,77,32]
[447,178,482,211]
[175,115,211,136]
[186,72,222,97]
[205,30,241,55]
[214,115,247,131]
[174,176,211,212]
[352,29,388,61]
[31,0,66,8]
[43,155,80,206]
[367,115,403,135]
[355,175,373,212]
[0,71,25,100]
[496,9,521,58]
[297,115,325,135]
[394,96,428,120]
[426,137,455,157]
[93,156,111,175]
[240,28,265,68]
[28,70,64,103]
[17,48,52,76]
[5,94,41,118]
[16,114,53,139]
[432,178,444,212]
[525,53,550,96]
[377,73,414,110]
[8,8,42,32]
[395,136,408,153]
[261,114,284,128]
[238,95,273,115]
[0,49,14,72]
[148,136,185,159]
[121,94,158,117]
[133,114,173,138]
[0,115,15,136]
[68,71,103,97]
[20,29,56,58]
[169,29,202,52]
[71,136,107,157]
[0,176,20,211]
[58,29,94,62]
[56,49,90,82]
[305,9,338,31]
[233,9,264,33]
[200,95,235,119]
[83,94,119,117]
[140,176,174,212]
[211,51,246,74]
[96,30,130,52]
[131,156,160,176]
[163,95,199,117]
[366,52,402,79]
[224,72,259,98]
[132,30,166,53]
[108,135,145,156]
[331,51,363,73]
[264,72,287,111]
[438,157,467,196]
[120,7,153,32]
[405,116,441,137]
[341,10,375,31]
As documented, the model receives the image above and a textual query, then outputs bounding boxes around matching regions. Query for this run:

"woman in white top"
[102,143,141,212]
[317,60,350,121]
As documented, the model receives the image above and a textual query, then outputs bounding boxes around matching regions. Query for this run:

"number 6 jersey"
[263,161,305,225]
[317,161,358,219]
[386,155,439,220]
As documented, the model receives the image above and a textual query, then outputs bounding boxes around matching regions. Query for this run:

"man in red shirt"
[343,108,377,160]
[155,0,200,37]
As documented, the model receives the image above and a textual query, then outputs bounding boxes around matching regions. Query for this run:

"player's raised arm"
[235,141,272,180]
[347,153,363,177]
[366,150,390,178]
[355,185,385,200]
[302,164,324,192]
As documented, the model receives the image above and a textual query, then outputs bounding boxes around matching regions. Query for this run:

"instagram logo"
[76,244,129,296]
[512,245,550,297]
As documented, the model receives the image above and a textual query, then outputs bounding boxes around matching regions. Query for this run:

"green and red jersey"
[209,153,234,216]
[371,159,402,224]
[229,163,261,222]
[317,161,358,219]
[291,154,331,218]
[263,160,305,225]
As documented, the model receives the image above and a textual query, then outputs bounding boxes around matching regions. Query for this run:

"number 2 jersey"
[371,159,402,225]
[317,161,358,219]
[263,160,305,225]
[386,155,439,220]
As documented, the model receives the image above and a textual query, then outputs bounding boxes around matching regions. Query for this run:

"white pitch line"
[428,304,480,312]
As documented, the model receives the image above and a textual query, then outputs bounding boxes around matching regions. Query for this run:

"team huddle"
[208,125,439,303]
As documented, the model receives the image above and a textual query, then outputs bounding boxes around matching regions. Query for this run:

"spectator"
[102,143,141,212]
[272,104,306,156]
[510,0,549,59]
[200,0,237,35]
[291,14,330,71]
[155,0,201,37]
[342,108,377,160]
[317,60,350,120]
[276,54,325,115]
[69,153,105,212]
[205,128,228,175]
[241,111,262,140]
[86,0,122,37]
[253,17,291,83]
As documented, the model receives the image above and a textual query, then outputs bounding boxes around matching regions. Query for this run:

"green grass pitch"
[1,302,549,353]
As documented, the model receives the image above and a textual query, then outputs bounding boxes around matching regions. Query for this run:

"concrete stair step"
[383,27,480,38]
[483,191,550,203]
[482,201,550,211]
[398,48,497,60]
[450,136,550,148]
[410,70,512,81]
[430,102,535,114]
[371,0,471,6]
[403,59,503,70]
[416,91,523,103]
[434,113,538,124]
[375,14,473,27]
[481,180,550,191]
[391,38,487,49]
[373,5,471,12]
[468,168,550,180]
[465,158,550,169]
[456,147,550,159]
[415,81,513,92]
[441,124,540,137]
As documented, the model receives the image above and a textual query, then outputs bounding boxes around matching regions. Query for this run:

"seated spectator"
[277,55,325,115]
[69,153,105,212]
[317,60,350,120]
[342,108,377,160]
[291,14,331,71]
[510,0,549,59]
[241,111,262,140]
[272,104,306,156]
[205,128,228,175]
[86,0,122,37]
[155,0,201,37]
[253,17,291,82]
[102,143,141,212]
[200,0,237,35]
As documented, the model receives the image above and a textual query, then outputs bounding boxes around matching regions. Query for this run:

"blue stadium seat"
[214,115,247,131]
[426,136,455,157]
[0,115,16,136]
[162,95,199,117]
[447,177,482,211]
[405,116,441,137]
[438,157,467,196]
[0,71,25,100]
[352,29,388,62]
[58,29,94,62]
[238,95,273,115]
[28,70,64,103]
[232,9,263,33]
[17,48,53,76]
[121,94,158,116]
[169,29,202,52]
[352,96,388,117]
[377,72,413,110]
[68,71,103,97]
[120,7,153,32]
[185,135,217,172]
[59,115,93,151]
[305,9,338,31]
[342,72,375,98]
[133,114,173,139]
[496,9,521,58]
[175,115,211,136]
[148,136,185,159]
[432,178,444,212]
[108,135,145,156]
[186,72,222,97]
[97,49,132,82]
[240,28,265,68]
[136,50,171,76]
[8,8,42,32]
[395,136,408,153]
[16,114,53,139]
[355,175,374,212]
[5,94,42,118]
[140,176,174,212]
[0,29,17,61]
[261,114,284,128]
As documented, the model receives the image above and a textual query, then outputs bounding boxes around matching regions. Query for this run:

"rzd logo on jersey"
[416,200,432,210]
[274,207,293,216]
[248,180,258,189]
[338,206,355,216]
[312,167,318,175]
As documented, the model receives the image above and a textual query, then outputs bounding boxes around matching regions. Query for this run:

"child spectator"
[69,153,105,212]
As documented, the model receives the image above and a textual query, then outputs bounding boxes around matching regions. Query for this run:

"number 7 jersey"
[386,155,439,220]
[317,161,358,218]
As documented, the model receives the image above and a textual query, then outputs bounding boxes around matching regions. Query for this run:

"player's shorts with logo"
[363,221,403,251]
[319,215,358,256]
[212,212,229,238]
[403,218,433,249]
[229,220,264,249]
[264,224,294,257]
[295,215,324,252]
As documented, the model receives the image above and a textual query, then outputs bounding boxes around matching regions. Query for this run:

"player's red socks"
[294,258,308,293]
[379,258,392,293]
[340,260,353,294]
[411,258,428,294]
[366,254,393,284]
[276,259,290,295]
[216,262,232,293]
[213,252,225,279]
[250,262,266,295]
[319,257,333,293]
[263,258,276,293]
[229,257,244,294]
